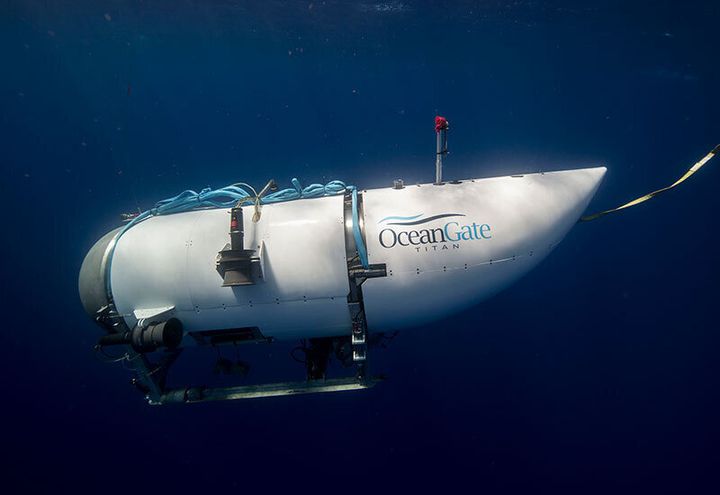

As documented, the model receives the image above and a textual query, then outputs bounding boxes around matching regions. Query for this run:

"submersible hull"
[80,167,606,342]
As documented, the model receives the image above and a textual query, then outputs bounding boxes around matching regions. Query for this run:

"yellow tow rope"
[580,144,719,222]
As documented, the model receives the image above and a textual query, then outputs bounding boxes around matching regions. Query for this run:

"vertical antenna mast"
[435,116,449,184]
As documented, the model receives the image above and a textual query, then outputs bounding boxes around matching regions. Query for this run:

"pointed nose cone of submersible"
[565,165,607,206]
[359,165,608,331]
[535,165,607,232]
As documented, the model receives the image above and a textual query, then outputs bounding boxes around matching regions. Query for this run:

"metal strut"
[157,377,378,404]
[343,190,387,380]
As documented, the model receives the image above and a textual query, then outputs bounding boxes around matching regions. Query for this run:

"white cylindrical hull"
[110,195,352,339]
[87,167,606,341]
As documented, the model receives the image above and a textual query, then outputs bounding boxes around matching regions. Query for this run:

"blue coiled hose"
[105,178,369,299]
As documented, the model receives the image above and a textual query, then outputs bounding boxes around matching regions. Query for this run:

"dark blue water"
[2,1,719,492]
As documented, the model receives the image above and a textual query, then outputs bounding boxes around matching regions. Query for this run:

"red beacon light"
[435,115,449,133]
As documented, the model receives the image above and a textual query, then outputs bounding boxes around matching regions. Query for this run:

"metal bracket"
[341,191,386,376]
[133,305,175,322]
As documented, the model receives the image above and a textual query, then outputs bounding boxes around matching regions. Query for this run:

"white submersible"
[79,117,607,404]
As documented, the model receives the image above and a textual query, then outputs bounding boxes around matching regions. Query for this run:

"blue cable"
[105,178,369,298]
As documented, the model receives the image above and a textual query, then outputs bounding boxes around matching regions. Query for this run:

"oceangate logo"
[377,213,492,252]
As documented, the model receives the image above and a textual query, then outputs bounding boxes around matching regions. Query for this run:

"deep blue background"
[2,1,719,492]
